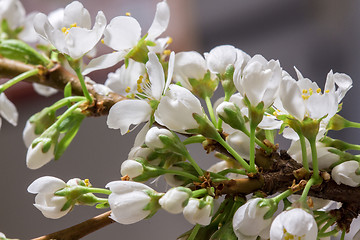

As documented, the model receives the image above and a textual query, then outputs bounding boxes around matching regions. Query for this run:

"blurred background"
[1,0,360,239]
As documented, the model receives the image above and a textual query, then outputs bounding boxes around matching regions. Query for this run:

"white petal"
[23,120,38,148]
[104,16,141,51]
[164,51,175,93]
[65,11,106,59]
[205,45,237,75]
[0,93,18,126]
[146,52,165,100]
[147,0,170,41]
[18,12,39,43]
[27,176,66,194]
[280,78,305,121]
[26,142,55,169]
[33,83,58,97]
[82,51,126,75]
[106,180,152,193]
[107,99,152,134]
[133,122,150,148]
[63,1,91,29]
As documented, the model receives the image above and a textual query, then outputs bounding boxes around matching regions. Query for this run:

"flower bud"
[121,159,144,179]
[145,127,173,150]
[183,197,213,226]
[227,131,251,160]
[23,120,39,148]
[159,187,192,214]
[216,102,246,132]
[331,161,360,187]
[26,142,55,169]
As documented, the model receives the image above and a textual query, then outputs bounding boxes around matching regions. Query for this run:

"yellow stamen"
[125,12,131,16]
[325,89,329,93]
[70,23,77,28]
[316,88,321,93]
[101,39,105,44]
[309,88,313,95]
[302,89,308,94]
[163,50,171,55]
[84,179,90,187]
[61,27,67,33]
[137,76,143,84]
[125,87,131,93]
[137,88,143,93]
[166,37,173,44]
[302,95,310,100]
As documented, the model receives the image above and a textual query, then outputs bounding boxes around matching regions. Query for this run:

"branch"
[0,57,125,116]
[32,211,114,240]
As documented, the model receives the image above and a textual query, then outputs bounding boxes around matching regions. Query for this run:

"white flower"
[26,142,55,169]
[27,176,69,219]
[173,51,208,90]
[234,54,282,108]
[288,140,340,170]
[0,93,18,128]
[120,159,144,179]
[154,84,203,133]
[107,51,174,134]
[270,208,317,240]
[82,0,169,74]
[105,59,146,96]
[23,120,38,148]
[227,131,251,160]
[145,126,173,150]
[204,45,238,75]
[32,83,58,97]
[279,68,338,122]
[332,161,360,187]
[106,181,155,224]
[354,228,360,240]
[34,1,106,59]
[0,232,5,239]
[232,198,272,240]
[183,198,212,225]
[159,187,192,214]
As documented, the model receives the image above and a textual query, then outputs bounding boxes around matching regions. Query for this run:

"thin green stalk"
[53,100,86,128]
[73,67,93,104]
[298,134,310,172]
[93,197,109,203]
[242,128,273,154]
[346,121,360,128]
[340,230,346,240]
[265,130,275,144]
[216,137,250,171]
[272,189,293,204]
[47,96,87,112]
[184,152,204,176]
[192,189,208,198]
[309,138,320,180]
[85,187,112,195]
[249,125,257,173]
[0,68,39,92]
[205,96,217,126]
[319,218,336,233]
[217,168,247,176]
[165,169,199,182]
[299,177,317,203]
[317,229,339,238]
[188,224,201,240]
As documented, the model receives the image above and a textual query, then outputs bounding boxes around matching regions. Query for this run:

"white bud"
[23,120,39,148]
[120,160,144,179]
[331,161,360,187]
[216,101,237,120]
[227,131,251,160]
[27,176,70,219]
[183,198,212,226]
[26,142,55,169]
[145,127,173,150]
[205,45,237,75]
[159,187,191,214]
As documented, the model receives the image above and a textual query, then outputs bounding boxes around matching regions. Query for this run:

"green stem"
[184,152,204,176]
[240,127,273,153]
[249,124,257,173]
[192,189,208,198]
[346,121,360,128]
[93,197,109,203]
[265,130,274,144]
[47,96,87,112]
[272,189,293,204]
[319,218,336,233]
[0,68,39,93]
[216,137,250,172]
[53,100,86,128]
[205,96,217,126]
[299,177,317,203]
[217,168,247,176]
[298,134,310,172]
[309,138,320,180]
[73,67,93,104]
[85,187,112,195]
[188,224,201,240]
[317,229,339,238]
[165,169,199,182]
[340,230,346,240]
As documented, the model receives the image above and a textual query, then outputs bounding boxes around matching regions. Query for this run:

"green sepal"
[126,34,149,64]
[188,71,219,99]
[221,65,236,98]
[157,133,188,156]
[300,117,320,141]
[218,103,247,133]
[76,193,102,206]
[146,40,156,46]
[143,190,163,219]
[32,126,59,153]
[0,39,50,66]
[1,19,23,40]
[209,221,237,240]
[29,108,57,135]
[258,198,278,219]
[54,113,85,160]
[283,197,292,211]
[96,202,110,209]
[64,82,72,98]
[183,135,206,145]
[186,113,221,140]
[61,199,74,211]
[132,158,166,182]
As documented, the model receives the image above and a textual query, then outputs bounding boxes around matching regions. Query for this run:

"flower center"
[61,23,78,35]
[283,228,305,240]
[301,87,330,100]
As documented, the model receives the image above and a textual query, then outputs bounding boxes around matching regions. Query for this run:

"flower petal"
[82,51,126,75]
[63,1,91,29]
[107,99,152,134]
[33,83,58,97]
[0,93,18,126]
[280,78,305,121]
[146,52,165,100]
[104,16,141,51]
[27,176,66,194]
[147,0,170,41]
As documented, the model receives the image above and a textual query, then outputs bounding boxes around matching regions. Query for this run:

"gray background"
[1,0,360,239]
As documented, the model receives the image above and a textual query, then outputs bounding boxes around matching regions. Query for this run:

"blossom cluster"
[1,0,360,239]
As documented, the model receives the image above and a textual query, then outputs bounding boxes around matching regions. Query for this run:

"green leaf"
[64,82,72,98]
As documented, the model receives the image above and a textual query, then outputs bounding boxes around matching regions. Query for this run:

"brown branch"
[32,211,114,240]
[0,57,125,116]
